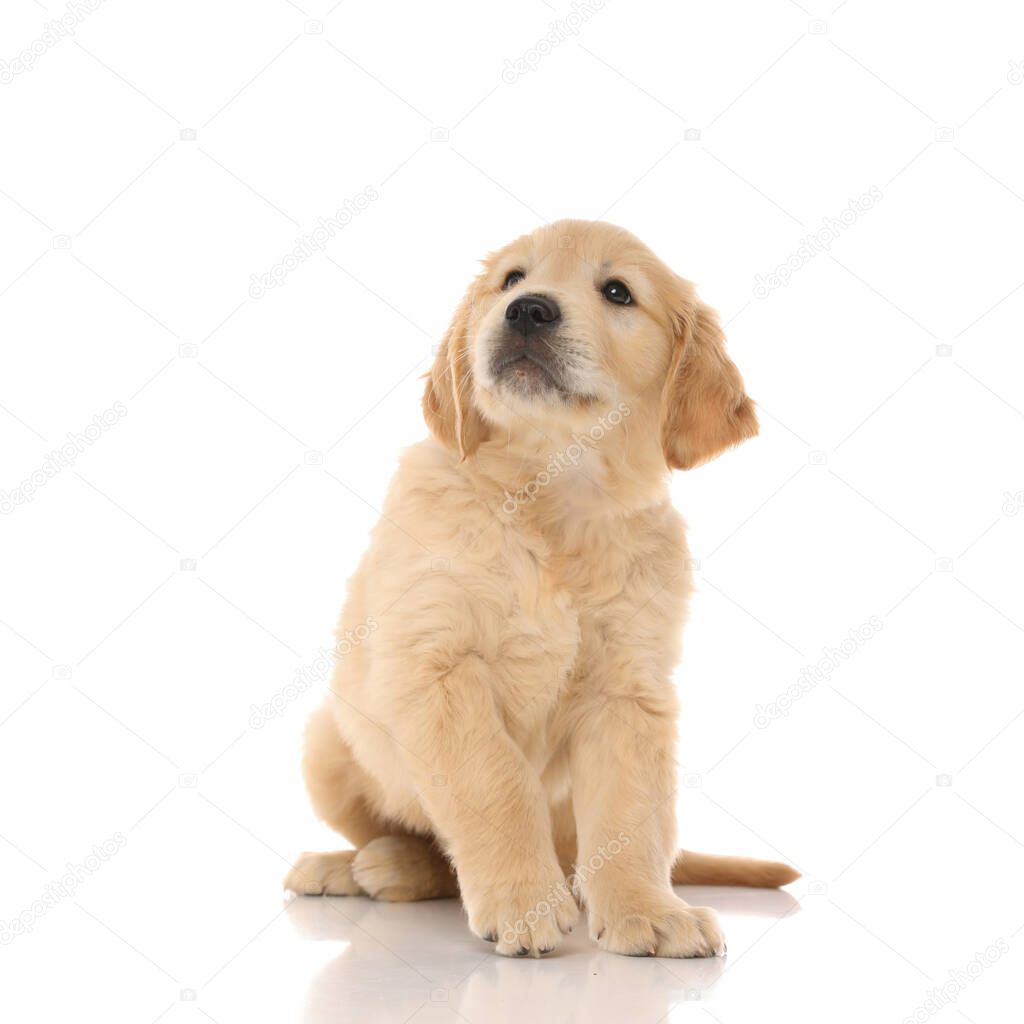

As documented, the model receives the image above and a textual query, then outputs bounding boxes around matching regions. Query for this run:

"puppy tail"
[672,849,800,888]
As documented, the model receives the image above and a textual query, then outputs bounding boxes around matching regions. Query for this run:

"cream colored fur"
[285,220,797,958]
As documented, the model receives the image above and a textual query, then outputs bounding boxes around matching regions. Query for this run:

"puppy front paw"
[463,869,579,957]
[589,891,724,958]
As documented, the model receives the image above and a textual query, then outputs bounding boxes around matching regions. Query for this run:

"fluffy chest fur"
[331,441,692,810]
[427,447,685,728]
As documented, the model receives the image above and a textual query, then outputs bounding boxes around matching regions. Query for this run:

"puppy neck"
[468,404,671,520]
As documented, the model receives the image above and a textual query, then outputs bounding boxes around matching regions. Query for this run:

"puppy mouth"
[491,349,569,396]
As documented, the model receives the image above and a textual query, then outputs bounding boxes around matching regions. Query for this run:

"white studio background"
[2,1,1023,1022]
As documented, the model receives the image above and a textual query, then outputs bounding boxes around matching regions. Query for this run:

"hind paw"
[351,835,457,901]
[284,850,364,896]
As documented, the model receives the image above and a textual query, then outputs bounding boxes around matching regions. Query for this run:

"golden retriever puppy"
[285,219,798,958]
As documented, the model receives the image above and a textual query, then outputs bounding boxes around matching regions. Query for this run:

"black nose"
[505,293,561,334]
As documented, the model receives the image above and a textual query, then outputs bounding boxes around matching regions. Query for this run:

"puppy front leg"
[569,695,725,958]
[397,656,578,956]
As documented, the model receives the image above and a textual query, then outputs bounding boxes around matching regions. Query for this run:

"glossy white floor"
[3,806,1020,1024]
[0,868,981,1024]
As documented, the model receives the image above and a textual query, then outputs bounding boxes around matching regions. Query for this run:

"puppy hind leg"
[287,703,393,897]
[352,835,458,902]
[301,703,388,848]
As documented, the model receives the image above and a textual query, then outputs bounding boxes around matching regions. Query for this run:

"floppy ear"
[661,292,758,470]
[422,292,489,459]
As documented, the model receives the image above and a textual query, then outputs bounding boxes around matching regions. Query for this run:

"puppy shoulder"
[385,438,477,508]
[364,439,501,573]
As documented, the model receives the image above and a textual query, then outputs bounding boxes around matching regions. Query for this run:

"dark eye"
[503,270,525,290]
[602,279,632,305]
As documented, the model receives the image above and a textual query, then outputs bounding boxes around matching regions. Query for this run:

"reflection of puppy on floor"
[286,220,799,958]
[284,895,740,1022]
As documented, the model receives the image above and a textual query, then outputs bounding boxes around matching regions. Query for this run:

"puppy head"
[423,220,757,469]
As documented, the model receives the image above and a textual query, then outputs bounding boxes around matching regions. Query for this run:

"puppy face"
[473,227,671,410]
[424,220,757,470]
